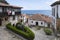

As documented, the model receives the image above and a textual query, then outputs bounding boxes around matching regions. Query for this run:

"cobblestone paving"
[0,26,60,40]
[0,26,22,40]
[31,28,60,40]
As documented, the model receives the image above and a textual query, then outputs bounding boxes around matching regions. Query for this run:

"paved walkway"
[0,26,22,40]
[0,26,60,40]
[34,28,54,40]
[31,28,60,40]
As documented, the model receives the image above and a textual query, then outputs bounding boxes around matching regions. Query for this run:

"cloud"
[22,0,58,10]
[6,0,58,10]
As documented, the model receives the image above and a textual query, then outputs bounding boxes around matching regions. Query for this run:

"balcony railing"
[15,11,21,15]
[0,12,8,17]
[0,11,21,17]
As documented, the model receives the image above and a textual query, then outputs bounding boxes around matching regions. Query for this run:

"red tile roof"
[29,14,52,23]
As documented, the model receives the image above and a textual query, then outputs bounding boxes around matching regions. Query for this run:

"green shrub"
[44,28,52,35]
[24,26,35,40]
[16,22,22,25]
[6,23,11,27]
[6,23,35,40]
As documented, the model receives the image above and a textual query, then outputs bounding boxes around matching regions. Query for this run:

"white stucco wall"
[38,21,45,26]
[19,16,23,20]
[28,19,36,25]
[52,5,60,29]
[58,5,60,18]
[23,16,27,23]
[28,19,48,27]
[52,5,60,18]
[52,5,57,28]
[9,16,18,25]
[52,5,57,18]
[44,23,48,27]
[19,16,27,23]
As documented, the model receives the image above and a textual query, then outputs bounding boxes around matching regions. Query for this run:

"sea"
[21,10,52,17]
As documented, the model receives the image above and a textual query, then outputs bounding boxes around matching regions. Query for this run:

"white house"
[19,14,30,23]
[51,0,60,29]
[28,14,52,27]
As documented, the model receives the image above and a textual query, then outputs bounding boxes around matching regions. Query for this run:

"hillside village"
[0,0,60,40]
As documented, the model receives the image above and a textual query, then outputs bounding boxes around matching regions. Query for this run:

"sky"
[6,0,57,10]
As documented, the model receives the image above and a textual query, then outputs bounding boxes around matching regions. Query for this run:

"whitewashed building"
[28,14,52,27]
[19,14,30,23]
[51,0,60,30]
[51,0,60,18]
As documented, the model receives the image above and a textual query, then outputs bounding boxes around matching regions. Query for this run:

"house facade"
[28,14,52,27]
[51,0,60,30]
[0,0,22,26]
[19,14,30,23]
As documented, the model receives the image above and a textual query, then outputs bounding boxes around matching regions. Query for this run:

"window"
[48,24,50,28]
[14,9,20,12]
[13,16,15,20]
[21,20,23,22]
[21,16,22,18]
[31,21,33,23]
[5,17,8,21]
[52,8,55,17]
[41,22,43,25]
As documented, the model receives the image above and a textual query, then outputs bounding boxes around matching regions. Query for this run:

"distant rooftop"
[29,14,52,23]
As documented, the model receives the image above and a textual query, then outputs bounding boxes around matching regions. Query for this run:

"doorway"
[36,22,38,26]
[0,18,2,26]
[48,24,50,28]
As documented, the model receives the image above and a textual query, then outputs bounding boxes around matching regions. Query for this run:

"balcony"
[9,11,21,16]
[15,11,21,15]
[0,12,8,17]
[0,11,21,17]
